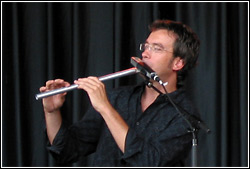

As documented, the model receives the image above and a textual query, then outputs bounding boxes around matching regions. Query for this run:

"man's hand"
[40,79,70,113]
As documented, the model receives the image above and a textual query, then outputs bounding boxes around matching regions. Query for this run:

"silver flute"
[35,67,139,100]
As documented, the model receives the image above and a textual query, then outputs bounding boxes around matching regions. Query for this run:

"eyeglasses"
[139,43,172,53]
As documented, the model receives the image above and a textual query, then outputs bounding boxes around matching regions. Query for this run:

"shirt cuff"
[121,127,143,160]
[46,121,68,155]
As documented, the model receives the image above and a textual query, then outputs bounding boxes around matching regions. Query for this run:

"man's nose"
[141,49,151,59]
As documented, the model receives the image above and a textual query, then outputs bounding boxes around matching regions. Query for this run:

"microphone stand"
[143,78,210,167]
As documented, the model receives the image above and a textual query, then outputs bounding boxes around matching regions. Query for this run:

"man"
[40,19,200,166]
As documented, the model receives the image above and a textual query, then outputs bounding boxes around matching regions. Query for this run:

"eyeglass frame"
[139,42,173,53]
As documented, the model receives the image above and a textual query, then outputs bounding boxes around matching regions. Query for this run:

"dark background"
[2,2,248,167]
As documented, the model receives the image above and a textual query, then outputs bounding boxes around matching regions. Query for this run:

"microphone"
[131,57,163,85]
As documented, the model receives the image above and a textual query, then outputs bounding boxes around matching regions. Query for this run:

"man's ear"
[173,57,185,71]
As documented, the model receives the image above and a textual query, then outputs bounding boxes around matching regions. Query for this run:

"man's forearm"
[44,110,62,145]
[99,104,129,153]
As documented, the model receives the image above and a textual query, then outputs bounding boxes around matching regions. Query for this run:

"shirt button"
[136,122,140,126]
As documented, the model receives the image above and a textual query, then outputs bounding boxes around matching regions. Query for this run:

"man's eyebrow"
[152,43,164,47]
[144,41,164,48]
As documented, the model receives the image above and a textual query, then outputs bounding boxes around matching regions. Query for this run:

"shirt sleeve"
[46,106,103,164]
[121,116,193,166]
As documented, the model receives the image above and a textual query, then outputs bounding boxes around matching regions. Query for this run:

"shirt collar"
[132,82,186,104]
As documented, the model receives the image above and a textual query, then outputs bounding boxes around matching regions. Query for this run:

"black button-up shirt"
[47,83,199,166]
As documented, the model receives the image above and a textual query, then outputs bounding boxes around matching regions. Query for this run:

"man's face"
[141,29,177,79]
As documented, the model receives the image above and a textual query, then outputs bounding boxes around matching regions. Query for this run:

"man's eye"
[154,46,163,51]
